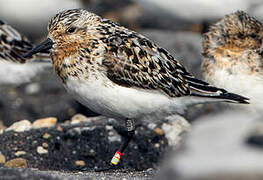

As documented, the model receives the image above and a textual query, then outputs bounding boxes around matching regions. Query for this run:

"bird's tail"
[191,91,249,104]
[185,76,249,104]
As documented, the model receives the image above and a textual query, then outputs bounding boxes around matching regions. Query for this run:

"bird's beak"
[24,38,54,58]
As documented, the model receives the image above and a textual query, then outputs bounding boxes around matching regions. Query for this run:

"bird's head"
[24,9,101,58]
[204,11,263,52]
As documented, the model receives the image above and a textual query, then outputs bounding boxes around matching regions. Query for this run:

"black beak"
[24,38,54,58]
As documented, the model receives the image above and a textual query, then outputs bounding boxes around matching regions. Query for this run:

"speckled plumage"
[0,20,50,63]
[202,11,263,113]
[27,9,248,122]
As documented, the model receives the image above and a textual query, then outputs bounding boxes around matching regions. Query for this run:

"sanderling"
[0,19,51,85]
[202,11,263,114]
[24,9,249,170]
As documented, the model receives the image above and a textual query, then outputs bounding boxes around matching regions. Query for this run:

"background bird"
[24,9,249,170]
[0,19,51,85]
[202,11,263,115]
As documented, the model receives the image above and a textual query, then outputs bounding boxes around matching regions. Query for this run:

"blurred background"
[1,0,263,179]
[1,0,263,127]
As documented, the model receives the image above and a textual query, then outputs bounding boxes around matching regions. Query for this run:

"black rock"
[0,117,168,171]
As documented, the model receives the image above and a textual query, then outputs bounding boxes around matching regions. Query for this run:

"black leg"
[111,118,135,166]
[95,119,135,172]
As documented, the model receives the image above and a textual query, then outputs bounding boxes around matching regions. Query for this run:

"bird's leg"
[111,118,135,166]
[95,118,135,172]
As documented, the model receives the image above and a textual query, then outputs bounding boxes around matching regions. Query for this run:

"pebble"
[15,151,26,157]
[75,160,86,167]
[56,126,63,132]
[42,142,49,148]
[147,123,157,130]
[32,117,57,129]
[71,114,89,125]
[4,158,27,168]
[43,133,51,139]
[154,143,160,148]
[37,146,48,154]
[0,153,6,163]
[154,128,164,136]
[105,125,113,130]
[5,120,32,132]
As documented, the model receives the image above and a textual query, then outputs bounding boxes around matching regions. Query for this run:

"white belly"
[205,68,263,114]
[64,74,187,122]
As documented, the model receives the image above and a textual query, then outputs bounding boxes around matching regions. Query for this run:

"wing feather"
[101,29,191,97]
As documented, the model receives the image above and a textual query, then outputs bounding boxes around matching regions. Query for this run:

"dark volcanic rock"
[0,116,168,171]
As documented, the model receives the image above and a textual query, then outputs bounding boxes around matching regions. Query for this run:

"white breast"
[205,68,263,114]
[64,73,189,122]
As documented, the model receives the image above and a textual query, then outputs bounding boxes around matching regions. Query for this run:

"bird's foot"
[94,163,119,172]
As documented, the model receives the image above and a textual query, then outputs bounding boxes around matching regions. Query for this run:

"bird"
[0,19,51,85]
[24,9,249,170]
[202,11,263,114]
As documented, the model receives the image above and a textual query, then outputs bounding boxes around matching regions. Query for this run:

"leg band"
[111,150,124,165]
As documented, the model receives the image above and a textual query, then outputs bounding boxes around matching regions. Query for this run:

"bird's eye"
[250,33,257,39]
[67,27,77,34]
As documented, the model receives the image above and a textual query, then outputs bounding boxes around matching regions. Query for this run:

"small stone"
[148,123,157,130]
[33,117,57,129]
[105,125,113,130]
[64,120,71,125]
[37,146,48,154]
[43,133,51,139]
[42,143,48,148]
[15,151,26,157]
[71,114,89,125]
[89,149,96,155]
[56,126,63,132]
[0,153,6,164]
[4,158,27,168]
[75,160,85,166]
[6,120,32,132]
[154,143,160,148]
[154,128,164,136]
